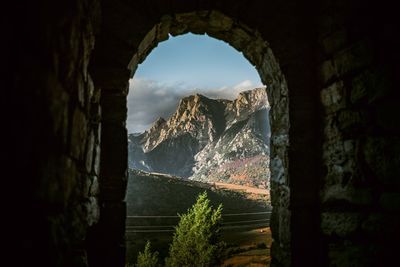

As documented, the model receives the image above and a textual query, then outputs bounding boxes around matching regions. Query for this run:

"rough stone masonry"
[6,0,399,267]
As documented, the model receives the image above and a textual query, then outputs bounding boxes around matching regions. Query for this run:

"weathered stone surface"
[322,212,360,237]
[93,144,101,176]
[70,108,88,159]
[40,155,78,207]
[322,184,373,206]
[333,41,373,77]
[319,59,337,84]
[83,175,100,198]
[89,176,100,196]
[85,130,95,173]
[321,29,347,55]
[270,156,285,184]
[337,109,367,136]
[363,137,400,186]
[321,81,346,114]
[85,196,100,226]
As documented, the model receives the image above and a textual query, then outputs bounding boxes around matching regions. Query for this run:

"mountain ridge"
[128,87,270,188]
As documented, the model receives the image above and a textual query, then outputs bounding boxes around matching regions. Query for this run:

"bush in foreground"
[165,191,224,267]
[136,241,159,267]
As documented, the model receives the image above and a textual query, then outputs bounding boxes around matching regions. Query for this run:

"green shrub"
[136,241,159,267]
[165,192,224,267]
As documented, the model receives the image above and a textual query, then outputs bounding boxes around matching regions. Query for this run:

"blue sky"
[127,33,264,133]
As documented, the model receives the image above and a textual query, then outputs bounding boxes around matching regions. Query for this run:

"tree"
[136,241,159,267]
[165,191,224,267]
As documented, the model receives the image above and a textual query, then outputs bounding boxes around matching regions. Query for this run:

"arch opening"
[126,32,272,264]
[125,10,291,265]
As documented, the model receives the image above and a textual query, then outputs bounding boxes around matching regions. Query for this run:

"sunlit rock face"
[128,87,270,187]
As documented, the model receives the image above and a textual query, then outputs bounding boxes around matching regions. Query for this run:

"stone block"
[77,77,85,108]
[322,29,347,55]
[243,34,267,67]
[89,175,100,196]
[41,155,78,207]
[157,15,172,42]
[337,109,367,136]
[229,26,252,52]
[85,196,100,226]
[322,184,373,206]
[320,80,346,114]
[70,108,88,160]
[278,207,291,246]
[270,156,285,185]
[319,59,337,85]
[87,74,95,102]
[333,41,373,77]
[322,140,347,165]
[322,212,360,237]
[93,144,101,176]
[85,130,95,173]
[351,68,390,105]
[209,10,233,32]
[83,175,100,198]
[271,240,291,267]
[323,115,342,141]
[138,25,156,58]
[363,137,400,186]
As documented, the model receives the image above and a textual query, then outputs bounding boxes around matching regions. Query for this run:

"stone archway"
[10,0,399,267]
[127,10,291,265]
[90,3,320,267]
[130,8,291,262]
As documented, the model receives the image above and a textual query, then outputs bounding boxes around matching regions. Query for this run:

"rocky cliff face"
[128,87,270,187]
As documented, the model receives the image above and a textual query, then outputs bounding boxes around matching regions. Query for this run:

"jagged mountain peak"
[234,87,269,111]
[151,117,166,128]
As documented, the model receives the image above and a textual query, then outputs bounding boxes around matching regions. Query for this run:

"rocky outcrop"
[128,87,270,187]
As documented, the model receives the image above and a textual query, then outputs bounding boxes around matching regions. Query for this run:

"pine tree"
[165,192,223,267]
[136,241,159,267]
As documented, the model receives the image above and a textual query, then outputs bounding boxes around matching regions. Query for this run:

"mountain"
[128,87,270,188]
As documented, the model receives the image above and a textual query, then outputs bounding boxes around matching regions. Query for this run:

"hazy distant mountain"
[128,87,270,188]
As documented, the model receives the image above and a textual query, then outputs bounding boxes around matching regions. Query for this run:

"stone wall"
[7,0,399,267]
[8,1,101,266]
[318,0,400,266]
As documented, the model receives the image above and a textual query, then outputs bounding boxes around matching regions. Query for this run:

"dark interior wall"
[6,0,399,267]
[317,0,400,266]
[7,1,101,266]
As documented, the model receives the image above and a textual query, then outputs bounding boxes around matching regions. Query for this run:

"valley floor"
[221,227,271,267]
[212,182,269,196]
